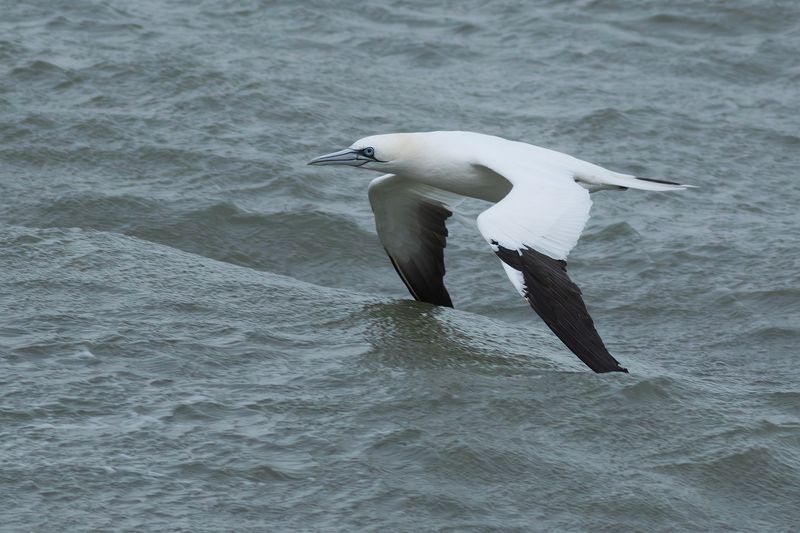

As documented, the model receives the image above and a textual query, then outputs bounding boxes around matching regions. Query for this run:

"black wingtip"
[587,359,628,373]
[387,252,454,308]
[492,244,629,374]
[595,365,628,374]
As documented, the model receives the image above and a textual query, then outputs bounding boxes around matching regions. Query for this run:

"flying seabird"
[309,131,692,373]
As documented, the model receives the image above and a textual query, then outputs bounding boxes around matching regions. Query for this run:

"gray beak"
[307,148,364,166]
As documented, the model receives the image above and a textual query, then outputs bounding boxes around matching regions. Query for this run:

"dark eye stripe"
[357,146,386,163]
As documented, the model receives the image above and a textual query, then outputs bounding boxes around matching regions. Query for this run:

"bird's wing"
[368,174,456,307]
[474,158,628,373]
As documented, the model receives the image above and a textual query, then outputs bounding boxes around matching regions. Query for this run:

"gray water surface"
[2,0,799,531]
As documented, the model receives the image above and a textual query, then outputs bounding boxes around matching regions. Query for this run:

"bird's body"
[309,131,693,373]
[364,132,511,200]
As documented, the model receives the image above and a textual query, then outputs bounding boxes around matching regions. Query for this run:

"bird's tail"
[594,172,695,191]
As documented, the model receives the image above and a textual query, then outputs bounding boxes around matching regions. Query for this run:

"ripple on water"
[2,0,800,530]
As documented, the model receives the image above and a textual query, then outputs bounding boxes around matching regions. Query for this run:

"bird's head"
[308,133,415,173]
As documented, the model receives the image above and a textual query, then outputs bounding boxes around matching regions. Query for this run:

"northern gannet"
[309,131,693,373]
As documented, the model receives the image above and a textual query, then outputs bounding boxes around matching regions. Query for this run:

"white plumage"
[310,131,693,373]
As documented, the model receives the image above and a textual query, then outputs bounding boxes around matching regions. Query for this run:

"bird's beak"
[307,148,363,166]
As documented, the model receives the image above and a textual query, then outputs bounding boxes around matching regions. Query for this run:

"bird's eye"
[362,147,375,158]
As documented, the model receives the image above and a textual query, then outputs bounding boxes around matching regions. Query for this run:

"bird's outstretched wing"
[368,174,455,307]
[475,158,628,373]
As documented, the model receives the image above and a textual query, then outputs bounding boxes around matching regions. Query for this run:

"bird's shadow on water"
[355,300,569,374]
[353,301,701,419]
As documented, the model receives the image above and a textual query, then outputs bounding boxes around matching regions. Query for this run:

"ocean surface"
[2,0,799,531]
